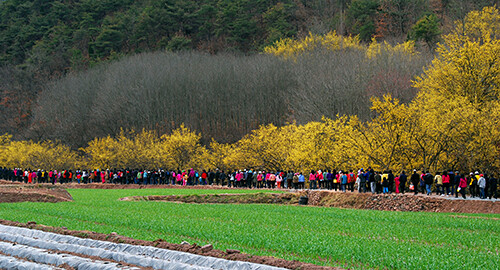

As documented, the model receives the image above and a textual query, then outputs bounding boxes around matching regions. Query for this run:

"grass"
[0,188,498,269]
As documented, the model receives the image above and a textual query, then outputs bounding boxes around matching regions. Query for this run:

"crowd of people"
[0,167,498,199]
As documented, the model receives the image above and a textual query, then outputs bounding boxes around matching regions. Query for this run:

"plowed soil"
[123,190,500,214]
[0,184,72,203]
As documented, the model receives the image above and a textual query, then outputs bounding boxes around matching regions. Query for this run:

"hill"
[0,0,496,141]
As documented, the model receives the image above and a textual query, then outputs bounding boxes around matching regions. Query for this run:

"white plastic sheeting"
[0,224,288,270]
[0,253,65,270]
[0,241,137,269]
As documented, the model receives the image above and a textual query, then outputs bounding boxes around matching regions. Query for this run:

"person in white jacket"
[478,174,486,199]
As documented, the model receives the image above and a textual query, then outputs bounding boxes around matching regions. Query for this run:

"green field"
[0,188,498,269]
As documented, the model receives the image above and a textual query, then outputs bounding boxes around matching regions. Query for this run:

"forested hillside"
[30,46,429,146]
[1,0,495,68]
[0,0,497,146]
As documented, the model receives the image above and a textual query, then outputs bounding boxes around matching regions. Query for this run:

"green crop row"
[0,188,498,269]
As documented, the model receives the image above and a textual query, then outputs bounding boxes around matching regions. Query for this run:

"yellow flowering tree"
[413,6,500,106]
[410,6,500,172]
[264,31,363,60]
[203,139,235,171]
[1,140,78,170]
[340,95,415,171]
[234,124,292,171]
[159,124,204,170]
[82,136,120,169]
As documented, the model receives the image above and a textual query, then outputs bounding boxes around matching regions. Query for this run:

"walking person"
[88,170,94,184]
[298,172,305,189]
[276,172,283,189]
[410,170,419,195]
[229,170,235,188]
[373,172,381,194]
[48,170,54,185]
[448,170,455,196]
[252,171,258,188]
[395,174,400,194]
[434,172,443,195]
[292,173,299,189]
[454,171,461,198]
[333,171,339,191]
[189,168,196,186]
[399,171,407,194]
[442,171,450,195]
[340,171,347,192]
[478,174,486,199]
[183,171,189,186]
[309,171,317,189]
[387,170,394,194]
[368,169,376,194]
[208,169,215,186]
[268,172,276,189]
[468,173,477,198]
[458,174,467,199]
[348,170,355,192]
[382,171,389,194]
[419,172,426,194]
[176,170,182,185]
[358,170,366,193]
[220,170,227,187]
[287,171,294,189]
[488,175,498,199]
[246,170,254,188]
[424,172,433,196]
[317,170,324,189]
[256,171,263,188]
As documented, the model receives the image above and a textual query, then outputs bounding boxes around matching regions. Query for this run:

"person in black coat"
[388,170,395,194]
[488,176,498,199]
[410,170,420,195]
[399,171,407,194]
[424,172,434,195]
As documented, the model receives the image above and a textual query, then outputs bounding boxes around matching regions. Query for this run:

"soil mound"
[123,191,499,214]
[122,192,299,204]
[64,183,233,190]
[0,185,72,203]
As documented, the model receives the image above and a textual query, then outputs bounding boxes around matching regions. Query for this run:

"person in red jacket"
[27,170,32,184]
[458,174,467,199]
[201,170,208,185]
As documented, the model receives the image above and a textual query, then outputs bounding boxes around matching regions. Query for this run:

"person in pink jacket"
[442,171,451,195]
[176,171,182,185]
[309,171,317,189]
[395,175,400,193]
[235,170,242,188]
[31,171,37,183]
